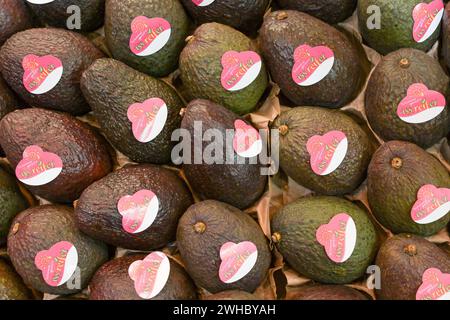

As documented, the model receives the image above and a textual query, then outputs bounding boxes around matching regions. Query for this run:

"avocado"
[179,23,268,115]
[89,254,198,300]
[75,164,193,251]
[7,205,109,295]
[286,284,369,300]
[0,108,112,203]
[181,99,267,209]
[81,58,185,164]
[0,76,18,122]
[271,196,378,284]
[358,0,443,55]
[441,2,450,71]
[204,290,257,300]
[276,0,357,24]
[367,141,450,236]
[104,0,191,77]
[180,0,269,35]
[271,107,373,196]
[0,258,32,300]
[376,234,450,300]
[176,200,271,293]
[0,0,34,46]
[259,10,365,108]
[365,48,450,148]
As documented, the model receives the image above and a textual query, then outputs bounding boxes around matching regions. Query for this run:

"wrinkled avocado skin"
[367,141,450,236]
[89,254,197,300]
[7,205,109,295]
[365,49,450,148]
[177,200,271,293]
[286,284,369,300]
[0,259,32,300]
[75,164,193,251]
[0,77,18,124]
[81,58,184,164]
[259,10,364,108]
[441,2,450,72]
[376,234,450,300]
[271,196,378,284]
[0,0,34,46]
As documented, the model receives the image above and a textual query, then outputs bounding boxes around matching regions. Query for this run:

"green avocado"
[367,141,450,236]
[204,290,257,300]
[0,258,32,300]
[365,48,450,148]
[179,23,268,115]
[104,0,191,77]
[271,196,378,284]
[0,0,34,46]
[286,284,369,300]
[81,58,185,164]
[358,0,442,55]
[176,200,272,293]
[7,205,109,295]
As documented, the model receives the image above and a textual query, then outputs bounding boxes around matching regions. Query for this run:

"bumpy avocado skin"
[176,200,271,293]
[367,141,450,236]
[81,58,185,164]
[179,23,268,115]
[89,254,198,300]
[271,196,378,284]
[104,0,190,77]
[0,77,18,123]
[376,234,450,300]
[0,258,32,300]
[286,284,369,300]
[259,10,365,108]
[442,2,450,71]
[272,107,372,195]
[365,49,450,148]
[358,0,442,55]
[7,205,109,295]
[75,164,193,251]
[0,0,34,46]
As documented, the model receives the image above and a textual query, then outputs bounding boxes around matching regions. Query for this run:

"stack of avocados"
[0,0,448,301]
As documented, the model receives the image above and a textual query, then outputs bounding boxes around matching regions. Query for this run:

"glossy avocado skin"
[271,196,378,284]
[0,28,104,115]
[181,99,267,210]
[365,49,450,148]
[0,108,113,203]
[7,205,109,295]
[0,0,34,46]
[81,58,185,164]
[75,164,193,251]
[177,200,272,293]
[259,10,365,108]
[367,141,450,236]
[286,284,369,300]
[0,258,32,300]
[104,0,191,77]
[179,23,268,115]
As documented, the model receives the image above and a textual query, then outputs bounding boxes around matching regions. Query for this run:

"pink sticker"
[411,184,450,225]
[316,213,357,263]
[413,0,444,43]
[129,16,171,56]
[397,83,446,124]
[34,241,78,287]
[128,251,170,299]
[192,0,215,6]
[292,45,334,87]
[22,54,63,95]
[220,51,262,92]
[233,120,262,158]
[306,130,348,176]
[15,145,63,186]
[127,98,168,143]
[219,241,258,284]
[416,268,450,300]
[117,189,159,234]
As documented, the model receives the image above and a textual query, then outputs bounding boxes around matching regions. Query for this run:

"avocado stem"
[193,221,206,234]
[404,244,417,256]
[399,58,410,68]
[279,125,289,136]
[179,108,186,118]
[185,35,194,43]
[276,12,288,20]
[271,232,281,243]
[391,157,403,169]
[12,223,19,235]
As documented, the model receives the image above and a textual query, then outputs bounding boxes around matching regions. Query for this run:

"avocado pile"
[0,0,448,301]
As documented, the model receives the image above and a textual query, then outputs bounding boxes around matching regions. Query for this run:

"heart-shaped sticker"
[411,184,450,225]
[412,0,444,43]
[218,241,258,284]
[220,51,262,92]
[416,268,450,300]
[192,0,215,6]
[233,119,263,158]
[22,54,63,95]
[127,98,168,143]
[26,0,55,4]
[292,44,334,87]
[129,16,171,56]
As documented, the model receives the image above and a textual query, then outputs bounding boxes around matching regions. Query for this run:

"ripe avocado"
[0,108,112,203]
[271,196,378,284]
[0,258,32,300]
[0,28,104,115]
[75,164,193,251]
[0,0,34,46]
[376,234,450,300]
[286,284,369,300]
[104,0,191,77]
[89,254,197,300]
[180,99,267,209]
[259,10,365,108]
[365,48,450,148]
[204,290,257,300]
[176,200,271,293]
[179,23,268,115]
[441,2,450,71]
[367,141,450,236]
[81,58,185,164]
[7,205,109,295]
[0,76,18,122]
[271,107,373,196]
[358,0,442,55]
